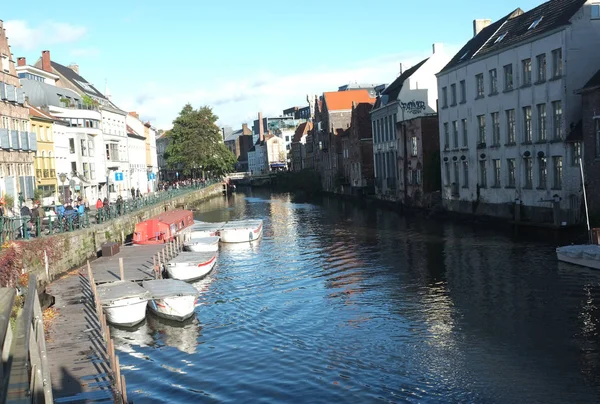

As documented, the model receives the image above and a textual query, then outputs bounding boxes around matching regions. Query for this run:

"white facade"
[372,43,450,199]
[248,143,266,175]
[101,107,129,200]
[126,113,149,195]
[437,4,600,224]
[48,105,104,202]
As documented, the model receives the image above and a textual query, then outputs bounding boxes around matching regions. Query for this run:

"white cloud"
[70,47,101,58]
[116,44,461,130]
[4,20,87,51]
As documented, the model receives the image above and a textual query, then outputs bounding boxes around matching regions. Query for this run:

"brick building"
[348,102,374,195]
[402,115,441,207]
[0,20,36,209]
[581,68,600,217]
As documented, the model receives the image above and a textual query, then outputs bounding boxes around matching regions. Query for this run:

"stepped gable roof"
[441,0,586,74]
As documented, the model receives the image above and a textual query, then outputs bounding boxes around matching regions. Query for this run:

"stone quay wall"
[13,184,223,288]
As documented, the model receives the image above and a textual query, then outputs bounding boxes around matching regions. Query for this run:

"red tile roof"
[323,89,375,111]
[292,121,313,143]
[28,106,54,121]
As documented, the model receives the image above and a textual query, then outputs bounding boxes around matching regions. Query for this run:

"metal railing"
[1,274,53,403]
[0,181,217,244]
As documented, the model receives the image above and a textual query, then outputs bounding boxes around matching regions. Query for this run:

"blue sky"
[2,0,544,129]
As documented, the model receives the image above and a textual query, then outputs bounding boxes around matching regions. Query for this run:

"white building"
[126,113,149,195]
[371,43,450,200]
[437,0,600,225]
[19,67,105,202]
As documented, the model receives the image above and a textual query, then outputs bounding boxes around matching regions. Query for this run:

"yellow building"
[29,106,58,203]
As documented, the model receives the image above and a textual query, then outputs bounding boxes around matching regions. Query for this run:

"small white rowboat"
[142,279,199,321]
[97,281,151,327]
[167,252,217,282]
[556,244,600,270]
[189,221,225,238]
[184,236,220,252]
[218,219,263,243]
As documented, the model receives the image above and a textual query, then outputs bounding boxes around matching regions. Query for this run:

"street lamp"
[59,172,68,203]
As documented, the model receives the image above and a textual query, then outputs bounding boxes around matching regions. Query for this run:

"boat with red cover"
[133,209,195,245]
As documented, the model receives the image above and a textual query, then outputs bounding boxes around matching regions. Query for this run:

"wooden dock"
[45,243,176,403]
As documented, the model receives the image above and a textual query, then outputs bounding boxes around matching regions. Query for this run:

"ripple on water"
[113,191,600,403]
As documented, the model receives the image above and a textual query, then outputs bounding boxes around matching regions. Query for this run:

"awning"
[270,163,286,168]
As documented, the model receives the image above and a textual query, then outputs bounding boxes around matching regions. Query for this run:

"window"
[479,160,487,188]
[81,139,87,156]
[90,163,96,180]
[553,156,562,189]
[71,161,77,175]
[552,101,562,140]
[1,55,9,72]
[537,103,547,141]
[507,158,516,187]
[452,121,459,148]
[462,160,469,188]
[88,140,94,156]
[593,4,600,19]
[552,49,562,78]
[539,157,547,189]
[529,16,543,29]
[523,106,532,143]
[572,142,581,166]
[504,64,513,90]
[444,123,449,149]
[522,58,532,86]
[450,84,457,106]
[491,112,500,145]
[462,119,468,147]
[445,163,450,185]
[476,74,484,98]
[536,54,546,82]
[460,80,466,103]
[83,162,89,179]
[495,32,508,43]
[524,158,533,189]
[69,138,75,154]
[453,162,460,189]
[596,119,600,157]
[477,115,486,145]
[489,69,498,94]
[416,169,422,185]
[493,159,501,187]
[411,136,418,156]
[506,109,516,144]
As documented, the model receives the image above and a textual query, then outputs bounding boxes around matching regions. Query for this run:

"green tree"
[165,104,236,177]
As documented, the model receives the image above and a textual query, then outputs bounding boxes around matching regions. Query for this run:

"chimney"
[129,111,139,119]
[432,43,444,54]
[68,63,79,74]
[41,50,51,73]
[473,19,492,37]
[258,112,264,142]
[242,123,249,134]
[17,57,26,67]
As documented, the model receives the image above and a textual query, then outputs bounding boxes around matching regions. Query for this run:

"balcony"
[0,128,8,149]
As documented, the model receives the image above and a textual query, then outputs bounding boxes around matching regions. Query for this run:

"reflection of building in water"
[147,315,202,355]
[322,238,366,304]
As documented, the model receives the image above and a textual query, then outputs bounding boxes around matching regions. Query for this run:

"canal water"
[111,189,600,403]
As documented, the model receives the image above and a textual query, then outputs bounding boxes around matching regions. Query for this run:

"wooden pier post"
[119,258,125,281]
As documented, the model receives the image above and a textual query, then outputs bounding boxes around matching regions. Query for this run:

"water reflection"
[113,190,600,403]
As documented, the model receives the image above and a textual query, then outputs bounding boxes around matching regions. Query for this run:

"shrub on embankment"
[0,184,223,288]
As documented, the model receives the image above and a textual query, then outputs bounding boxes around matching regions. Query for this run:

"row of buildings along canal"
[202,0,600,229]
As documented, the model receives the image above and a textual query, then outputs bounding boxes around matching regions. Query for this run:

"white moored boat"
[189,221,225,238]
[556,245,600,270]
[218,219,263,243]
[167,252,217,282]
[97,281,151,327]
[184,236,220,252]
[142,279,199,321]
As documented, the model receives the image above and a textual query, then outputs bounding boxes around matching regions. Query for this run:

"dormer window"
[592,4,600,19]
[528,16,543,29]
[494,32,508,43]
